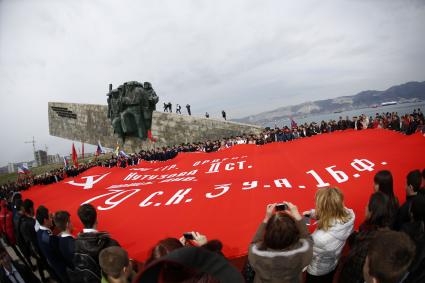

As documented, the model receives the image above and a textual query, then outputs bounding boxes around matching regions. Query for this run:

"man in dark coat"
[71,204,119,283]
[36,205,68,283]
[0,245,40,283]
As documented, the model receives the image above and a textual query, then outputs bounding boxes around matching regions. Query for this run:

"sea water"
[266,102,425,128]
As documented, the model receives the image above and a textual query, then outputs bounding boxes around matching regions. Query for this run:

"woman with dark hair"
[359,191,393,232]
[248,202,313,283]
[374,170,399,216]
[145,238,183,266]
[338,192,392,283]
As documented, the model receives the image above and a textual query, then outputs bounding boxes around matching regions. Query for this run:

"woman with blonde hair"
[305,187,355,283]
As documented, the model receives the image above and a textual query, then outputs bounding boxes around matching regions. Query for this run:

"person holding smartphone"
[248,202,313,283]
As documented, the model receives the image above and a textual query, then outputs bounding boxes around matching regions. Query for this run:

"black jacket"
[71,231,119,283]
[0,261,40,283]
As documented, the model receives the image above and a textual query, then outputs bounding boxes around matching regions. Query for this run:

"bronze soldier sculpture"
[106,81,158,141]
[107,89,124,138]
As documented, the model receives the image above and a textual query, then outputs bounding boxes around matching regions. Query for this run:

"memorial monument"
[48,81,263,153]
[107,81,159,141]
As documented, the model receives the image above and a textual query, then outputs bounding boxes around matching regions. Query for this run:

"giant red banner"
[22,129,425,262]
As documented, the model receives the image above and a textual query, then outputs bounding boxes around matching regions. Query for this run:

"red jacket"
[0,200,16,245]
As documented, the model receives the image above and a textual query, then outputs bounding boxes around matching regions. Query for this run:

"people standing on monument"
[222,110,227,120]
[168,102,172,113]
[205,112,209,118]
[163,103,168,112]
[176,104,182,114]
[186,104,191,116]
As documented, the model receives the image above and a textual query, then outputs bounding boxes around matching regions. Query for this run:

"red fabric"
[0,201,16,245]
[72,143,79,168]
[22,129,425,262]
[148,130,157,142]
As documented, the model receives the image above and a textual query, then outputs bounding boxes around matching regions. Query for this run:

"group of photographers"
[245,168,425,283]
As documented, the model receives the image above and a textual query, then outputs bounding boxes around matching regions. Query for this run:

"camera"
[183,232,194,240]
[304,214,311,225]
[275,203,288,211]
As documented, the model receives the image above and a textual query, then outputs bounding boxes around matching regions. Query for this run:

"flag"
[82,142,85,159]
[96,141,105,156]
[147,130,157,142]
[63,156,69,168]
[17,164,30,174]
[119,150,129,158]
[115,144,120,156]
[72,143,79,168]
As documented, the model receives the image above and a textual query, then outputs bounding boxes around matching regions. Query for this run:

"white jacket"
[307,208,355,276]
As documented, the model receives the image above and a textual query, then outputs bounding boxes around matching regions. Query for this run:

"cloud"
[0,0,424,165]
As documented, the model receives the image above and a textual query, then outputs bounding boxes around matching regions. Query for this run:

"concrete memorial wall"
[48,102,263,153]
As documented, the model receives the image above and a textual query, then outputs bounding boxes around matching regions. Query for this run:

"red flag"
[72,143,79,168]
[82,142,85,159]
[21,129,425,263]
[147,130,157,142]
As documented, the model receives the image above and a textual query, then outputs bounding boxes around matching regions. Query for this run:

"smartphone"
[304,214,311,225]
[275,203,288,211]
[183,232,194,240]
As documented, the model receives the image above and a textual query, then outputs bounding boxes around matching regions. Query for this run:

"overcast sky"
[0,0,424,166]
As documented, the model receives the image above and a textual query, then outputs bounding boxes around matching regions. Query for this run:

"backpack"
[71,232,119,283]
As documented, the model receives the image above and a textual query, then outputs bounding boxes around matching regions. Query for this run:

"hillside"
[234,81,425,125]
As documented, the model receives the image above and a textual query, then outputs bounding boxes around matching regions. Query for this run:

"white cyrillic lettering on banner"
[165,189,192,205]
[140,191,164,207]
[82,189,140,210]
[206,184,231,198]
[306,170,330,188]
[351,159,375,172]
[206,163,221,174]
[274,179,292,188]
[242,181,258,190]
[326,166,348,183]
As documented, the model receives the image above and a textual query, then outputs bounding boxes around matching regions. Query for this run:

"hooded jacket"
[248,219,313,283]
[307,208,355,276]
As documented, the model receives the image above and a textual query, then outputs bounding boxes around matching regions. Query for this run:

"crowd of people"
[0,109,423,282]
[0,168,424,283]
[1,109,424,200]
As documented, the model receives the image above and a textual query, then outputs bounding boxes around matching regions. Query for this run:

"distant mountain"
[234,81,425,126]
